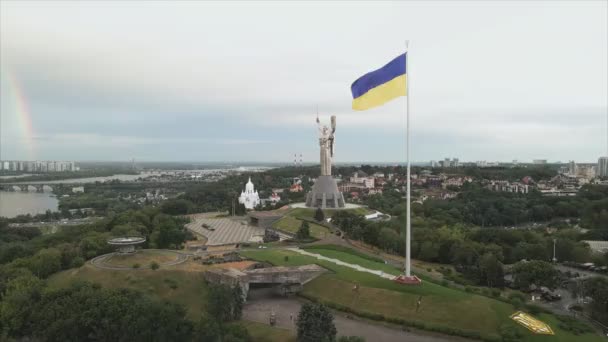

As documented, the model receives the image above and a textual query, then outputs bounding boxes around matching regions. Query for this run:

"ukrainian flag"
[351,53,406,111]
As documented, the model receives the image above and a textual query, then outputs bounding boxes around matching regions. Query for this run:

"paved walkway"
[287,247,395,280]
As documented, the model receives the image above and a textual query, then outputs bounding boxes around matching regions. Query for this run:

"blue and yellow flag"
[351,53,406,111]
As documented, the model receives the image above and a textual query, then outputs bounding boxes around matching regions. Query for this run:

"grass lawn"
[47,263,208,319]
[241,247,602,342]
[242,321,296,342]
[104,250,179,267]
[288,207,371,221]
[272,216,330,239]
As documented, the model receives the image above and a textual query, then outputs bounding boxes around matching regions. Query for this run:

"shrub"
[507,292,525,302]
[132,263,140,269]
[523,304,545,315]
[556,315,594,335]
[569,304,583,312]
[150,261,160,270]
[510,298,523,309]
[71,256,85,268]
[164,278,178,289]
[491,289,501,298]
[465,286,473,293]
[284,256,289,262]
[499,324,523,342]
[441,280,449,287]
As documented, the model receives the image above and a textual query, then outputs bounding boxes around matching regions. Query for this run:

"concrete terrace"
[186,214,265,246]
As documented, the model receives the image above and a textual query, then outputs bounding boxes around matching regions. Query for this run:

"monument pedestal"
[305,175,345,209]
[393,275,422,286]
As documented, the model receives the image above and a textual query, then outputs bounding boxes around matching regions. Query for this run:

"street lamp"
[552,239,557,263]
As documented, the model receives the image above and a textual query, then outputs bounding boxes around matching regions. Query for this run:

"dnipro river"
[4,174,145,185]
[0,174,142,218]
[0,191,59,218]
[0,167,273,218]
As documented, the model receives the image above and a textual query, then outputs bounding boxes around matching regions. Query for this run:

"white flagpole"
[405,40,411,277]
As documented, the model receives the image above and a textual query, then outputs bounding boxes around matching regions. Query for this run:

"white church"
[239,177,260,209]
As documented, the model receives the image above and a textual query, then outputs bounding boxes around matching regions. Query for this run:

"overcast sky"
[1,1,606,163]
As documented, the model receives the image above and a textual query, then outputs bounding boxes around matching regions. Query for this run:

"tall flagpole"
[405,40,411,277]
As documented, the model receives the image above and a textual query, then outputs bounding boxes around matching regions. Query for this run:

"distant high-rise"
[0,160,76,172]
[598,157,608,178]
[533,159,547,165]
[568,161,577,175]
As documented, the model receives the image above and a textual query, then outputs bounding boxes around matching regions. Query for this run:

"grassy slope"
[288,207,371,221]
[241,248,602,342]
[48,263,208,319]
[48,263,297,342]
[272,216,330,239]
[242,321,296,342]
[276,207,372,239]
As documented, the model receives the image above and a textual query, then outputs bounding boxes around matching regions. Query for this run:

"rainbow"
[2,70,35,159]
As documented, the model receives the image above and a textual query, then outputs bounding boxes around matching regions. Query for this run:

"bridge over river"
[0,184,54,192]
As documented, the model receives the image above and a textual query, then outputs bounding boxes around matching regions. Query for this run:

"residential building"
[350,171,375,188]
[568,161,576,176]
[598,156,608,178]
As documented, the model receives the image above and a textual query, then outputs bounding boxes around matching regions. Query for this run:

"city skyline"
[1,1,607,162]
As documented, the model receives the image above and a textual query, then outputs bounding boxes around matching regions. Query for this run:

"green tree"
[24,248,62,278]
[315,208,325,222]
[296,221,311,240]
[0,273,44,336]
[585,277,608,324]
[21,283,194,341]
[418,241,439,262]
[207,284,244,324]
[231,285,244,320]
[479,253,504,288]
[338,337,366,342]
[512,260,558,290]
[160,199,193,215]
[296,303,337,342]
[195,314,221,341]
[234,203,247,216]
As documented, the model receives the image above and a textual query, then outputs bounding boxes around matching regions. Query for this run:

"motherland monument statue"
[305,114,345,208]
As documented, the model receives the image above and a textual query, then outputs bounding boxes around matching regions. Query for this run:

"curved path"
[90,249,188,270]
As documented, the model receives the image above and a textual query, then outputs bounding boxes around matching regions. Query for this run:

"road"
[243,288,469,342]
[555,264,608,280]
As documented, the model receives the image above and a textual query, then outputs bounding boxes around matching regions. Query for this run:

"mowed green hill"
[240,247,603,342]
[271,206,371,239]
[48,264,209,319]
[48,257,296,341]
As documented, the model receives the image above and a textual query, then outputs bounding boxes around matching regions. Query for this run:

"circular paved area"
[90,249,188,270]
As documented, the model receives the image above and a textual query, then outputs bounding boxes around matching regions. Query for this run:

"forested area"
[0,207,190,286]
[332,201,608,289]
[0,206,256,341]
[365,183,608,229]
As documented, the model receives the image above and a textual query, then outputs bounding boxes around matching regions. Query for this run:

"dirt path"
[243,289,469,342]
